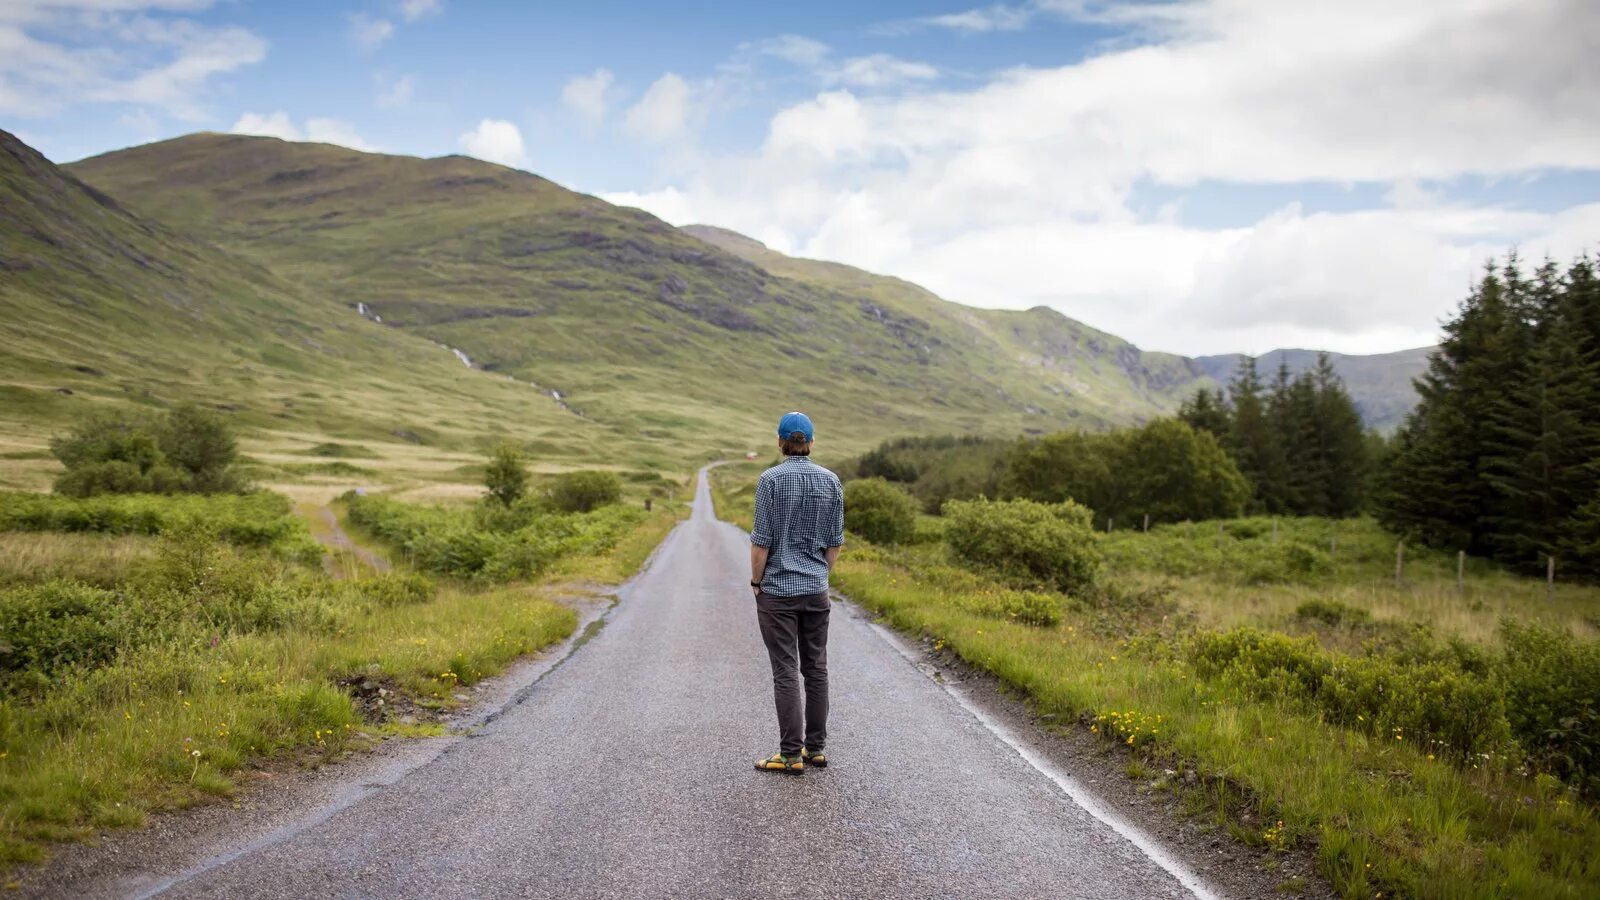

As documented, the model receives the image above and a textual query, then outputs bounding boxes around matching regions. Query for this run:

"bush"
[944,498,1102,593]
[344,492,641,581]
[0,581,130,686]
[350,573,435,608]
[484,444,529,507]
[548,471,621,513]
[1294,598,1371,627]
[844,478,918,544]
[0,491,319,561]
[1500,621,1600,800]
[48,405,244,496]
[959,589,1066,627]
[1186,627,1514,762]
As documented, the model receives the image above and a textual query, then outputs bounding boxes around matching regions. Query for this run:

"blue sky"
[4,0,1599,356]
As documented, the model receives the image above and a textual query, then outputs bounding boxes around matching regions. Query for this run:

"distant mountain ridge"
[682,225,1430,430]
[0,131,1429,459]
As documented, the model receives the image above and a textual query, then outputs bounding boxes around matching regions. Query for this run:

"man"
[749,411,845,776]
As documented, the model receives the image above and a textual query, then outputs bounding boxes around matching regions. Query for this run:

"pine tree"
[1178,387,1232,440]
[1267,361,1320,514]
[1485,260,1600,570]
[1227,356,1291,514]
[1378,260,1526,551]
[1309,353,1369,516]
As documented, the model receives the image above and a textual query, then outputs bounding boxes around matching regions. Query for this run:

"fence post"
[1143,514,1150,533]
[1329,535,1338,559]
[1272,519,1278,542]
[1548,554,1556,601]
[1215,521,1223,549]
[645,498,653,512]
[1394,540,1405,588]
[1107,517,1114,533]
[1457,550,1465,596]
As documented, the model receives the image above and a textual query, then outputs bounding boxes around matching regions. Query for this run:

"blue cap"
[777,411,814,442]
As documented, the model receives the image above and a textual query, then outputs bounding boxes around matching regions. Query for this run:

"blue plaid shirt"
[750,455,845,597]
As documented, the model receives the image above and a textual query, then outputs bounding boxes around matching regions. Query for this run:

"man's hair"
[779,431,812,456]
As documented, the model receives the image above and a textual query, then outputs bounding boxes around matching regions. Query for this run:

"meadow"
[711,462,1600,899]
[0,469,684,875]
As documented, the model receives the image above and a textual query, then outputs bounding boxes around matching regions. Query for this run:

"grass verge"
[832,545,1600,899]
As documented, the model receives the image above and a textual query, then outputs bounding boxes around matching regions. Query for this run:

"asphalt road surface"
[147,469,1210,899]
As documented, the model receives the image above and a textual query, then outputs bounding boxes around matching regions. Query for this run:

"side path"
[141,468,1214,899]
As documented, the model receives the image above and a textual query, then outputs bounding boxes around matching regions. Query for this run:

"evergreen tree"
[1309,353,1369,517]
[1267,361,1319,514]
[1378,261,1527,552]
[1484,260,1600,570]
[1226,356,1291,514]
[1178,387,1231,440]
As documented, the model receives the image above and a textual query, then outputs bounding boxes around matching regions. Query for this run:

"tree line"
[1179,353,1372,517]
[1377,255,1600,575]
[851,353,1375,527]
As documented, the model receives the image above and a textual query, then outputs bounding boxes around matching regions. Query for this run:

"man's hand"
[751,583,761,597]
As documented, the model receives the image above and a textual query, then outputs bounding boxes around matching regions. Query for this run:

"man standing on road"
[750,411,845,776]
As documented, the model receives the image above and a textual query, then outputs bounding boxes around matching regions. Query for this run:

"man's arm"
[749,477,772,595]
[750,545,769,595]
[825,480,845,569]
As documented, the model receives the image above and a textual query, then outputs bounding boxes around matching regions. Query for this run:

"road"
[146,469,1210,899]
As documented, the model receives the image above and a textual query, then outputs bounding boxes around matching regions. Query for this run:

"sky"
[4,0,1599,357]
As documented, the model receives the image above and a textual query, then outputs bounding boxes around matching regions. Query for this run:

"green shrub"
[944,498,1102,593]
[350,573,435,608]
[484,444,529,507]
[344,492,640,581]
[548,471,622,513]
[1186,627,1514,762]
[1500,621,1600,800]
[959,589,1066,627]
[844,478,918,544]
[48,405,244,497]
[0,491,318,561]
[0,581,130,686]
[1295,598,1372,627]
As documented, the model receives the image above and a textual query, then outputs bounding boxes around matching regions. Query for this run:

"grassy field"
[710,465,1600,898]
[0,470,685,875]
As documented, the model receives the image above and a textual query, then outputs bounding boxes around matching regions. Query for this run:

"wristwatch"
[750,581,761,588]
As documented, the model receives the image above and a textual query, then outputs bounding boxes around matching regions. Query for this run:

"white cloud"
[561,68,616,123]
[399,0,442,22]
[230,109,299,140]
[458,118,527,167]
[305,118,376,152]
[624,72,691,142]
[230,111,376,152]
[0,4,265,119]
[348,13,393,48]
[926,4,1034,32]
[826,54,938,88]
[745,35,831,67]
[608,0,1600,355]
[376,72,414,107]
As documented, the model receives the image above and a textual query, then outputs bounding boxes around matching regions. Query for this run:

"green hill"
[0,128,608,488]
[2,129,1427,484]
[63,133,1231,453]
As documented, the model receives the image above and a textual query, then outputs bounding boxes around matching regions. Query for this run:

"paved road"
[152,470,1205,899]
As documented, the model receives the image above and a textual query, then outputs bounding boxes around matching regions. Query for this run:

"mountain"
[64,133,1226,455]
[1191,348,1430,430]
[1,129,1427,475]
[684,225,1430,431]
[0,128,605,482]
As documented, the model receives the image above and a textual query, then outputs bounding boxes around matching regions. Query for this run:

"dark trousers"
[755,591,830,756]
